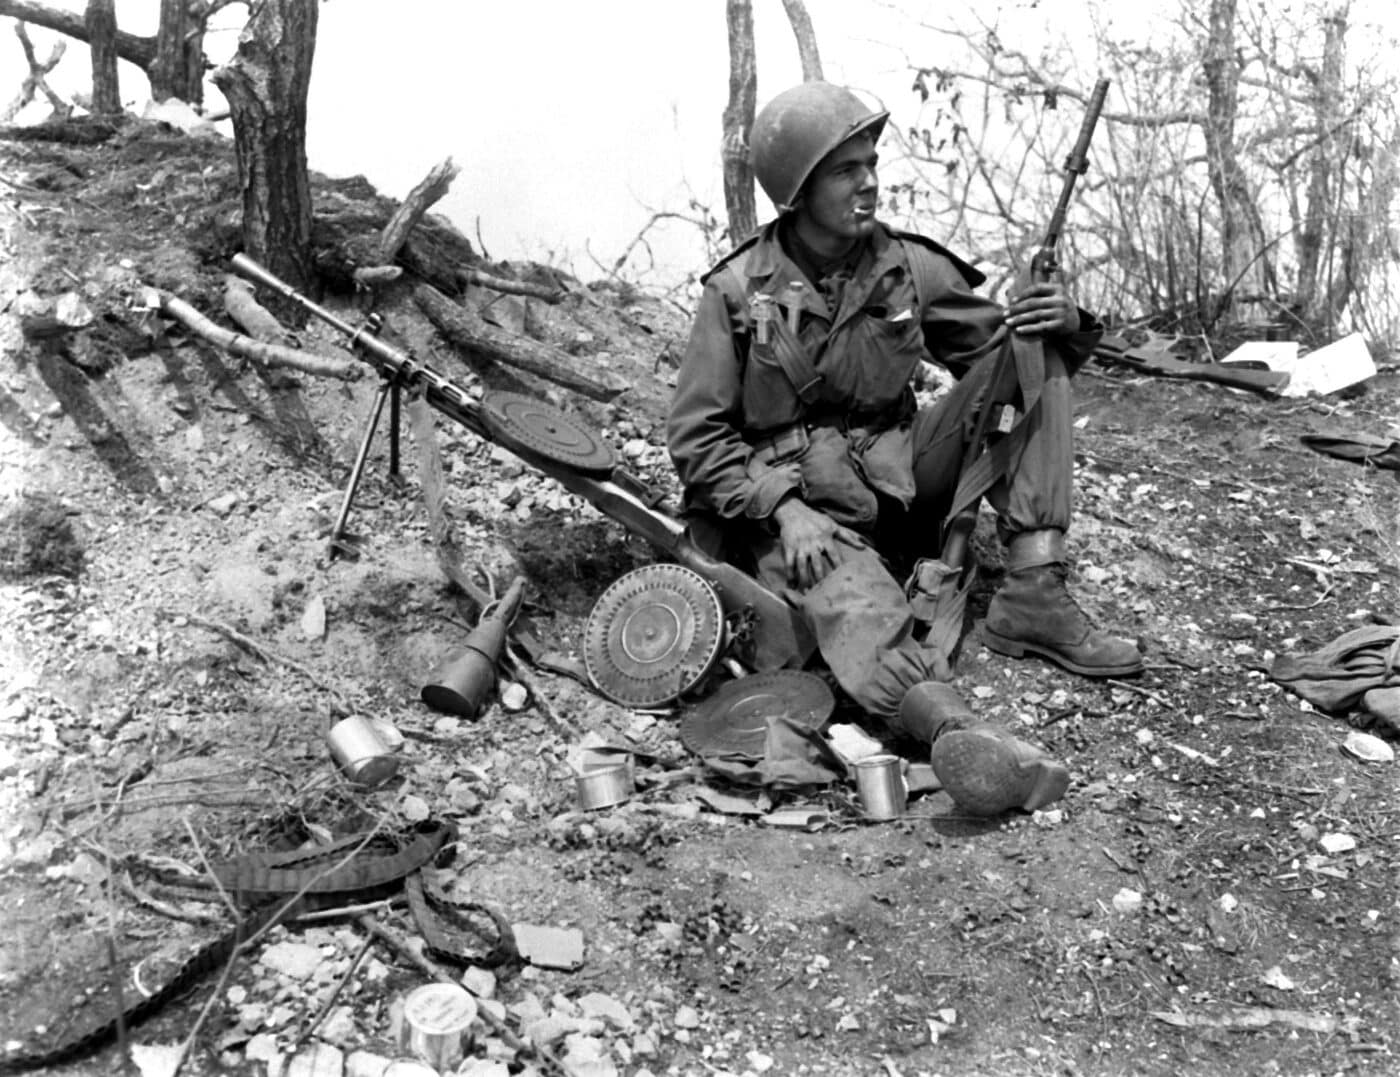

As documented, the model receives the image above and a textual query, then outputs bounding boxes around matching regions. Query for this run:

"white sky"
[3,2,1398,287]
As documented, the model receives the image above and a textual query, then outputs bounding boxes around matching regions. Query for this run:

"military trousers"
[747,344,1077,728]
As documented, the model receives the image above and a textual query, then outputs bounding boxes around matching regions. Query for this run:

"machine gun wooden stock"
[230,254,814,673]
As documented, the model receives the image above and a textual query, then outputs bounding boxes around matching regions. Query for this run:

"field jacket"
[667,219,1099,530]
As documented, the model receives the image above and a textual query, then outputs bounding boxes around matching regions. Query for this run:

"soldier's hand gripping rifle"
[922,78,1111,661]
[229,254,815,674]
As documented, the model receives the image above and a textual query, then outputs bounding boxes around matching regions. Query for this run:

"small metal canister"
[853,754,907,820]
[399,982,477,1071]
[575,763,633,811]
[327,715,399,789]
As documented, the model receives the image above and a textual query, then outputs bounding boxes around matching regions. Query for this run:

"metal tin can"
[327,715,399,788]
[853,754,907,820]
[399,982,477,1071]
[575,763,633,811]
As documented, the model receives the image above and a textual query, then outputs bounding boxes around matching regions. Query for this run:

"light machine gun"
[229,254,814,676]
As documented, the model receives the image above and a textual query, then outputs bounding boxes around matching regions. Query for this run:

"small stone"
[1319,832,1356,855]
[460,966,496,999]
[454,1062,511,1077]
[286,1043,343,1077]
[399,794,430,823]
[513,924,584,970]
[1112,888,1143,914]
[319,1006,356,1046]
[498,681,529,711]
[207,492,239,516]
[301,595,327,640]
[522,1015,573,1046]
[54,292,94,328]
[345,1051,391,1077]
[673,1005,700,1029]
[258,941,323,980]
[246,1033,282,1070]
[577,991,634,1031]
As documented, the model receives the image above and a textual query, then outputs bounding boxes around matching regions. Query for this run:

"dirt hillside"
[1,118,1398,1077]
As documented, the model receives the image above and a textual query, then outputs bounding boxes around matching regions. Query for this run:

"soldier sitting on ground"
[667,81,1142,816]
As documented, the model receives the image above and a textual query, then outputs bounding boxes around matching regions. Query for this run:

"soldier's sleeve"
[905,240,1006,379]
[906,237,1104,376]
[666,280,801,521]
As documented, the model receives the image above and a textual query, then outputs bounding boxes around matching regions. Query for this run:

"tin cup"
[399,982,477,1071]
[327,715,399,789]
[576,763,633,811]
[853,754,907,820]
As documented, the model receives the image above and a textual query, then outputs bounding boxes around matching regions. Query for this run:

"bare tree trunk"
[1200,0,1272,326]
[180,4,209,106]
[1295,11,1349,332]
[149,0,187,101]
[213,0,318,311]
[721,0,757,244]
[781,0,823,81]
[84,0,119,115]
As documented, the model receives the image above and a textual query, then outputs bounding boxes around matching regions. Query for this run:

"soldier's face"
[798,133,879,247]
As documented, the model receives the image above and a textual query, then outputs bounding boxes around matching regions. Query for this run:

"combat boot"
[899,682,1071,816]
[984,529,1143,677]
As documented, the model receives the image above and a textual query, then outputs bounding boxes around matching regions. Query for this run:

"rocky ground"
[1,119,1398,1077]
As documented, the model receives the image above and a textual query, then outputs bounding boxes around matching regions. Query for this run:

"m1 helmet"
[749,81,889,213]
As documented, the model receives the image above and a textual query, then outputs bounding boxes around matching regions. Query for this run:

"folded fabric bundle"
[1300,432,1400,472]
[1270,625,1400,711]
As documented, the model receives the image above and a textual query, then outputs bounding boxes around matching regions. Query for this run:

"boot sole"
[929,731,1070,816]
[983,627,1145,678]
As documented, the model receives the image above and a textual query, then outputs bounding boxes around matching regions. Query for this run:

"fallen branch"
[414,283,626,402]
[462,269,565,304]
[222,275,290,343]
[352,265,403,289]
[158,292,360,381]
[377,156,460,265]
[116,871,224,925]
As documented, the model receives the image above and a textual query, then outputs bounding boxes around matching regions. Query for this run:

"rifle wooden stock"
[230,254,815,672]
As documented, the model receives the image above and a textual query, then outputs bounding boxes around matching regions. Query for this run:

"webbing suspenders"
[765,315,824,405]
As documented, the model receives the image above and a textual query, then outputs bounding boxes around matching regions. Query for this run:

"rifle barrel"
[1036,77,1112,276]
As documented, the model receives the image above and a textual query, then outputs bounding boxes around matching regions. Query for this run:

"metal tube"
[329,379,392,558]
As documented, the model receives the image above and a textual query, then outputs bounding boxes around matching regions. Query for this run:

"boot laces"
[1042,563,1095,629]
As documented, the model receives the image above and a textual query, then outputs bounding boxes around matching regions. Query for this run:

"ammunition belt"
[0,819,510,1073]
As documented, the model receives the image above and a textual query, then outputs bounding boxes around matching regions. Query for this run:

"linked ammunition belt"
[0,820,513,1073]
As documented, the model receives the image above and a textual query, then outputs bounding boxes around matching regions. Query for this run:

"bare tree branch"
[0,0,157,69]
[781,0,823,81]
